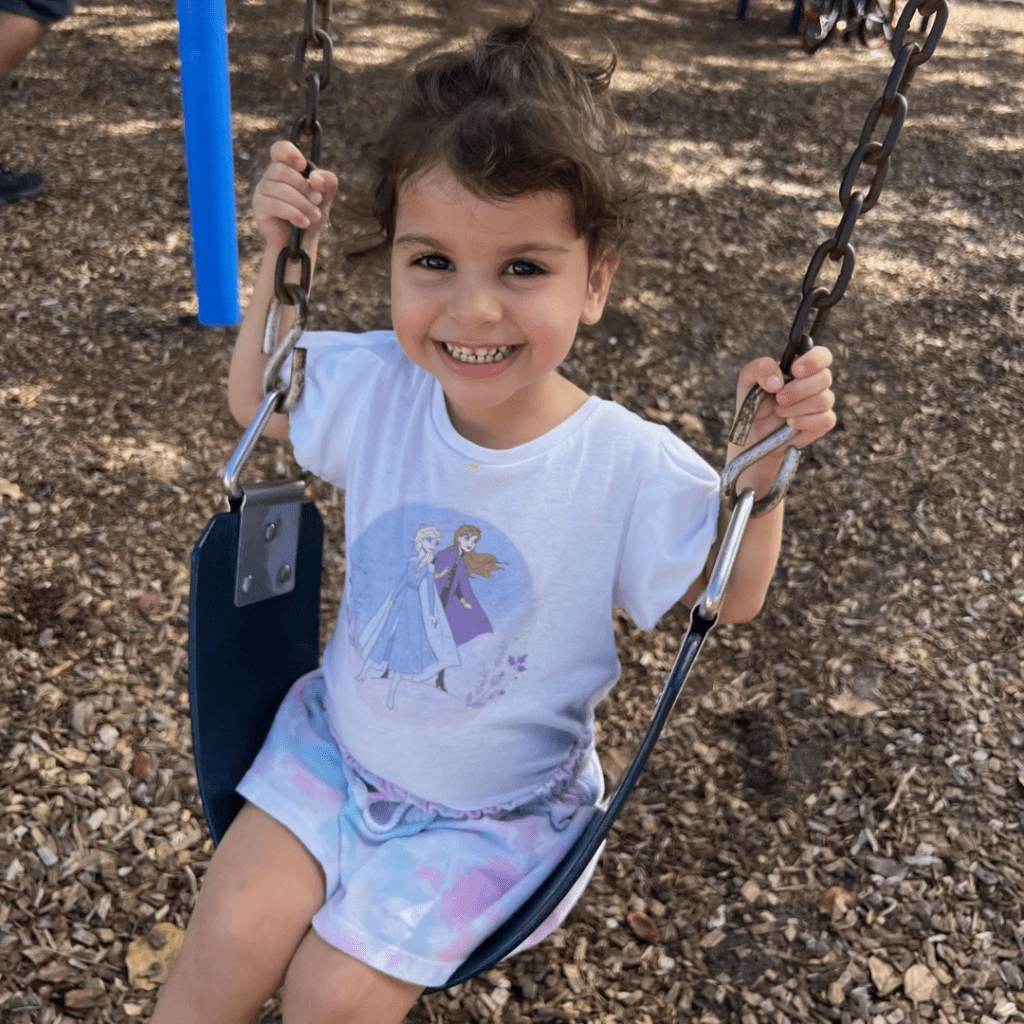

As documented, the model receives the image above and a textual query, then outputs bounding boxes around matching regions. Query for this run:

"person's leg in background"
[0,0,73,204]
[0,8,48,75]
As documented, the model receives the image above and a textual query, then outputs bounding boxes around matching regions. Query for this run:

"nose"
[448,274,502,327]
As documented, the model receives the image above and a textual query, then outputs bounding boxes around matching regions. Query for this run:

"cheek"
[534,285,587,333]
[391,276,434,324]
[389,298,416,356]
[390,284,419,336]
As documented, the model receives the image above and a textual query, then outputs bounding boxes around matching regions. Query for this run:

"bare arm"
[228,140,339,439]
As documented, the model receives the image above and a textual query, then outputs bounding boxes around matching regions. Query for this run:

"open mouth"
[439,341,517,365]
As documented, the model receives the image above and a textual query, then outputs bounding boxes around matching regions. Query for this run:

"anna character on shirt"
[433,525,503,644]
[432,525,503,692]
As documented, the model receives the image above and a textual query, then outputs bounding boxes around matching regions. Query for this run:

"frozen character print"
[356,525,460,709]
[432,525,503,692]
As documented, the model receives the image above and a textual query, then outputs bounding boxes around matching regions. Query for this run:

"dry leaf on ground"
[903,963,940,1003]
[124,923,186,991]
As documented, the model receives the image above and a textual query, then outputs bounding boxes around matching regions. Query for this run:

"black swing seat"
[189,477,750,989]
[188,481,324,847]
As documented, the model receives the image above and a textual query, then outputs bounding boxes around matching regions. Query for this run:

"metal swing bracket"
[220,385,311,608]
[233,479,307,607]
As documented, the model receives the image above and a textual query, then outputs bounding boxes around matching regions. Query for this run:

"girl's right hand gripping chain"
[228,142,339,437]
[254,140,340,253]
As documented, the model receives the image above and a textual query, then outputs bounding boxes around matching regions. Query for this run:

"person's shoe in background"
[0,164,43,204]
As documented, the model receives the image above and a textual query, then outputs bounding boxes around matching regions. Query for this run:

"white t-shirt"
[289,331,720,811]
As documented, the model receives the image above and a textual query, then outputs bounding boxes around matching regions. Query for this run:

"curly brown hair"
[355,17,642,260]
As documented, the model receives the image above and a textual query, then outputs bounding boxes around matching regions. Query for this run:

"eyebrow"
[394,234,571,257]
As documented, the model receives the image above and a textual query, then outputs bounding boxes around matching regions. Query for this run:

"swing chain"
[288,0,334,168]
[262,0,335,411]
[781,0,948,365]
[221,0,334,495]
[723,0,948,514]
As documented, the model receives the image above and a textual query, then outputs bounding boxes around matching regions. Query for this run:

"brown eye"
[413,253,452,271]
[506,260,544,277]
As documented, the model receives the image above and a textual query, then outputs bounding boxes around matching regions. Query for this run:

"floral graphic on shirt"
[346,505,532,722]
[465,651,529,709]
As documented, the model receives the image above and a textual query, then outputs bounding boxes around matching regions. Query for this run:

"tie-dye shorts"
[236,670,604,987]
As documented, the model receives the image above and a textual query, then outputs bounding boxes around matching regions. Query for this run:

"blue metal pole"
[176,0,240,327]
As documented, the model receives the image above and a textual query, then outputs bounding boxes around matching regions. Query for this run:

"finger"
[306,172,339,229]
[257,201,317,230]
[260,179,319,221]
[257,184,323,229]
[774,367,833,409]
[790,345,833,378]
[307,168,339,198]
[787,410,838,447]
[268,164,333,220]
[264,160,321,201]
[738,356,786,396]
[777,388,835,420]
[268,139,308,173]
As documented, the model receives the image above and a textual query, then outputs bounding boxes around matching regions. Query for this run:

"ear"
[580,253,621,326]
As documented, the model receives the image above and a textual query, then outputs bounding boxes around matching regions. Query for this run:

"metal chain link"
[724,0,949,514]
[262,0,335,414]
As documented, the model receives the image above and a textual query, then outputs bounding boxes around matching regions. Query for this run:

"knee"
[192,884,252,947]
[189,879,289,980]
[281,957,377,1024]
[0,14,48,75]
[281,935,422,1024]
[281,968,366,1024]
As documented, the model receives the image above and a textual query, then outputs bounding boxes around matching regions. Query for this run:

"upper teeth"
[443,343,514,364]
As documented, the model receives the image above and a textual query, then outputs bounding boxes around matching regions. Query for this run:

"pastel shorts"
[0,0,73,23]
[236,671,604,987]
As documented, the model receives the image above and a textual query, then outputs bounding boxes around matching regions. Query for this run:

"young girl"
[155,20,835,1024]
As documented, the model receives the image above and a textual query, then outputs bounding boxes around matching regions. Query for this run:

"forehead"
[396,165,578,238]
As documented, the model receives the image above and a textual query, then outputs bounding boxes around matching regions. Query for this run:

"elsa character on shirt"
[355,524,460,708]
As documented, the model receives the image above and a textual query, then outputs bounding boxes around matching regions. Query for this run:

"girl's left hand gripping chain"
[730,346,837,495]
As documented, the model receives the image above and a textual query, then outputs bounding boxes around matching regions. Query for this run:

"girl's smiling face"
[390,166,618,447]
[457,533,478,554]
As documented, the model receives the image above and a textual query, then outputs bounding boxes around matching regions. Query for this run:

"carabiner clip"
[721,421,801,517]
[261,294,308,414]
[693,486,757,622]
[222,387,290,499]
[722,383,802,516]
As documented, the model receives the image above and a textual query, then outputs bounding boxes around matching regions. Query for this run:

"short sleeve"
[285,330,395,486]
[613,431,720,630]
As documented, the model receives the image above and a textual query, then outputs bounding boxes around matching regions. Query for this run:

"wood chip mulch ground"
[1,0,1022,1021]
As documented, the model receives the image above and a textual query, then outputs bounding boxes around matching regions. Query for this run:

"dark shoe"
[0,165,43,205]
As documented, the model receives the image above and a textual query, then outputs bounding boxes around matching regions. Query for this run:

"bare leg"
[281,929,423,1024]
[151,802,327,1024]
[0,13,48,77]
